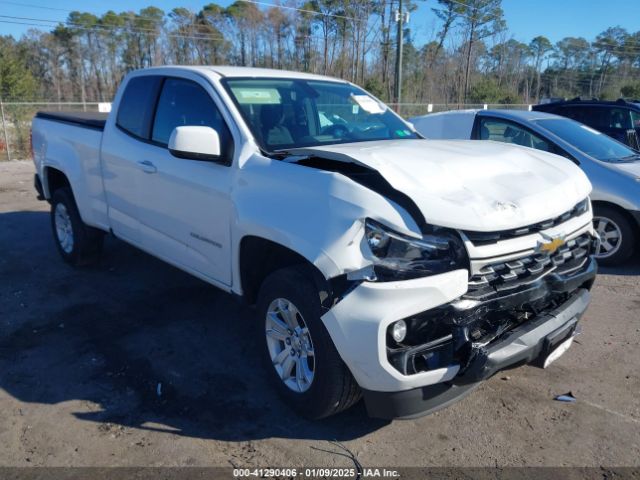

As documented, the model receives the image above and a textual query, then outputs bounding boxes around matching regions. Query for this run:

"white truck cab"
[32,66,597,419]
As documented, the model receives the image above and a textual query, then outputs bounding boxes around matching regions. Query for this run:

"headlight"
[364,218,468,281]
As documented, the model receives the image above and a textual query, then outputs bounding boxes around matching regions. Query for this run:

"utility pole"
[394,0,404,111]
[0,96,10,161]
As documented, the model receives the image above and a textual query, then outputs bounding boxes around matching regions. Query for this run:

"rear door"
[135,75,235,286]
[101,75,163,245]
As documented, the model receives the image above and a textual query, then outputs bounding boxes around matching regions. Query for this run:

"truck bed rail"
[35,111,108,131]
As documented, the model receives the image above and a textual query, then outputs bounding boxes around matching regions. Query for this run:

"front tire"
[593,205,636,266]
[50,187,104,266]
[257,265,361,419]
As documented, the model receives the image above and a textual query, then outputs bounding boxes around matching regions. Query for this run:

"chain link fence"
[0,101,533,161]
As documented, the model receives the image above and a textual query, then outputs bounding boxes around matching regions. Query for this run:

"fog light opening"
[391,320,407,343]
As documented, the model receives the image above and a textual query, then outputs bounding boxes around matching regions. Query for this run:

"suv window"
[152,77,232,158]
[560,105,632,130]
[478,117,552,152]
[557,106,596,125]
[116,76,163,139]
[604,107,632,130]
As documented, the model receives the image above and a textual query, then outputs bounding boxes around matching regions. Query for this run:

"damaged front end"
[386,232,597,377]
[364,232,598,419]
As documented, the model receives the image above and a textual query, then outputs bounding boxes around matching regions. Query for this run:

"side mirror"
[168,126,221,162]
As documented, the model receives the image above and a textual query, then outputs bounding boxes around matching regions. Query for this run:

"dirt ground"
[0,160,639,469]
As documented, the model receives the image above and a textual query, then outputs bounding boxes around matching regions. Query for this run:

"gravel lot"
[0,160,639,469]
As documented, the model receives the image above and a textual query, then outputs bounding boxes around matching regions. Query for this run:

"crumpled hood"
[289,139,592,231]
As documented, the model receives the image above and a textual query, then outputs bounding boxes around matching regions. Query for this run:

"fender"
[230,155,422,292]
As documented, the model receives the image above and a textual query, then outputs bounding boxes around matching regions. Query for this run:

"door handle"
[137,160,157,174]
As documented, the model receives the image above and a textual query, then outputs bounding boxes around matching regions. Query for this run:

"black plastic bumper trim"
[363,381,480,420]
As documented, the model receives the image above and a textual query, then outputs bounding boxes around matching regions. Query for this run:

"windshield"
[536,118,639,162]
[222,78,418,153]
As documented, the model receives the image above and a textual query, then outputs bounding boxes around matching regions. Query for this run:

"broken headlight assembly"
[364,218,468,281]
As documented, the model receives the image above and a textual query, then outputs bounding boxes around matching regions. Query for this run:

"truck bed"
[35,111,108,131]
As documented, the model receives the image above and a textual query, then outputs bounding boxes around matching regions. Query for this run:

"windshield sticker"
[232,87,281,104]
[580,125,601,135]
[351,94,386,114]
[352,104,359,114]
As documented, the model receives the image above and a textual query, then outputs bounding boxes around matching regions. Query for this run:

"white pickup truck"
[32,66,598,419]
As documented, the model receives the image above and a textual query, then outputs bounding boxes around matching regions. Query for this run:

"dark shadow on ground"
[0,210,388,442]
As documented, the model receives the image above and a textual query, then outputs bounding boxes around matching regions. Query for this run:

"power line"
[0,17,227,43]
[237,0,369,24]
[0,12,386,48]
[0,0,170,25]
[0,15,210,40]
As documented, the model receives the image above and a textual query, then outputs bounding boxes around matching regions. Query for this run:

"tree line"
[1,0,640,107]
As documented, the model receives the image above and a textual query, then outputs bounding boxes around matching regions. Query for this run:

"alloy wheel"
[54,203,74,254]
[265,298,315,393]
[593,216,622,259]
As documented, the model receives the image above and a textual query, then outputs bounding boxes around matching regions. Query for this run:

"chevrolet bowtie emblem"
[537,233,566,255]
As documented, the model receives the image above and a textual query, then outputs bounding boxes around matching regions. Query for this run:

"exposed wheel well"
[239,236,331,307]
[591,200,640,232]
[44,167,71,198]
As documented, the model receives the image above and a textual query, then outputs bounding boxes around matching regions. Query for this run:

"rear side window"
[604,107,632,129]
[478,117,552,152]
[116,76,162,139]
[151,78,232,156]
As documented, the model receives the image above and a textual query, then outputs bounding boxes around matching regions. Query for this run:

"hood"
[289,139,592,232]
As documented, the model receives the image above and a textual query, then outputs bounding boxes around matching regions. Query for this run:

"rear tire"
[50,187,104,266]
[593,205,636,266]
[257,265,361,419]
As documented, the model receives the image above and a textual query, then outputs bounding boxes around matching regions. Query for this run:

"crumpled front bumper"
[363,284,591,419]
[321,249,597,419]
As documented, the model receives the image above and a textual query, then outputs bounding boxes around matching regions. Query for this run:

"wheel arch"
[238,235,333,308]
[43,166,72,200]
[591,200,640,232]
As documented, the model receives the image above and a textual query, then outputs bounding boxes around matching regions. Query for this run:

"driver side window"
[478,117,551,152]
[151,77,232,161]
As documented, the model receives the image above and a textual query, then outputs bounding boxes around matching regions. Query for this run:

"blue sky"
[1,0,639,45]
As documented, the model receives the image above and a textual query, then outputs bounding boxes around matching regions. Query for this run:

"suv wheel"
[593,205,636,266]
[50,187,104,266]
[257,265,361,419]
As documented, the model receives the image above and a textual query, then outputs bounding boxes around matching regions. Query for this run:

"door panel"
[135,76,234,285]
[137,150,232,284]
[101,75,163,245]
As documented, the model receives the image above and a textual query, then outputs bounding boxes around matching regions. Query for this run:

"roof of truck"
[142,65,347,83]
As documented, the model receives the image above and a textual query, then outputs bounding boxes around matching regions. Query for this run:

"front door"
[135,76,235,286]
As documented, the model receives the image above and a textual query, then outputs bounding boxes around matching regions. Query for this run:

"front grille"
[468,233,593,297]
[463,199,589,245]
